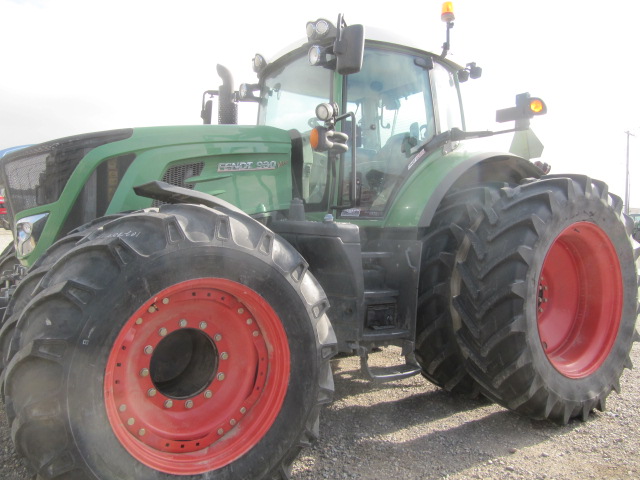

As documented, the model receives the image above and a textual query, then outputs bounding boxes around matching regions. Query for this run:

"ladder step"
[364,289,399,299]
[361,328,410,342]
[361,251,393,260]
[359,351,421,382]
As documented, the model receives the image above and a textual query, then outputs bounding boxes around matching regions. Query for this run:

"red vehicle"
[0,145,31,230]
[0,187,7,229]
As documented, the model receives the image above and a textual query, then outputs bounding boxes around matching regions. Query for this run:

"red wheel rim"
[537,222,623,378]
[104,278,290,475]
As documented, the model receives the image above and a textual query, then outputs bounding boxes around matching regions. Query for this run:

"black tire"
[4,204,336,479]
[0,243,20,317]
[453,175,639,423]
[0,215,126,375]
[0,243,18,277]
[415,184,502,397]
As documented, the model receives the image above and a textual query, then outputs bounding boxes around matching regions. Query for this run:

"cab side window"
[431,61,464,133]
[342,48,434,215]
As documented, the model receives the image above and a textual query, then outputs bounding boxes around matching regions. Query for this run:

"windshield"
[257,53,333,209]
[258,54,332,131]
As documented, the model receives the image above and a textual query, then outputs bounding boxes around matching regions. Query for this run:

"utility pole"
[625,130,636,216]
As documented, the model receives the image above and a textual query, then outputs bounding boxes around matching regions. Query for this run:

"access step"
[358,349,421,383]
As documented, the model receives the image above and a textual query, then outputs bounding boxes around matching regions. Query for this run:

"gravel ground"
[0,226,638,479]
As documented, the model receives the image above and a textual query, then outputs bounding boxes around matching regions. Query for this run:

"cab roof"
[267,25,463,73]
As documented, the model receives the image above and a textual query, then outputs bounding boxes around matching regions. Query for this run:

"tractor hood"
[0,125,294,265]
[106,125,294,215]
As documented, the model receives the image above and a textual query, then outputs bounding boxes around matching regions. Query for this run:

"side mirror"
[201,99,213,124]
[334,23,364,75]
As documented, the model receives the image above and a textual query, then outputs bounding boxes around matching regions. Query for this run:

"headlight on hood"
[16,213,48,257]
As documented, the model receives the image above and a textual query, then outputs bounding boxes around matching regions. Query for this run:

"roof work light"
[306,19,336,41]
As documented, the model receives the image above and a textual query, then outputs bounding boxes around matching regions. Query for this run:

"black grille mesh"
[0,129,132,223]
[152,162,204,207]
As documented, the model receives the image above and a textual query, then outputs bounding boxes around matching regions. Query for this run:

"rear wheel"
[415,185,502,397]
[453,176,639,423]
[4,204,336,479]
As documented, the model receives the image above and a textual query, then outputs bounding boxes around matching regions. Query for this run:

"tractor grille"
[153,162,205,207]
[0,129,132,223]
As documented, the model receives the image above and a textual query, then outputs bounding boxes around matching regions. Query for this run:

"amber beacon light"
[441,2,455,23]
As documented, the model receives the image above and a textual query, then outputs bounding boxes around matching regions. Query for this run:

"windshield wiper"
[412,126,518,157]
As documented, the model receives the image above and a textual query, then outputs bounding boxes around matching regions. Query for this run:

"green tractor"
[0,7,637,480]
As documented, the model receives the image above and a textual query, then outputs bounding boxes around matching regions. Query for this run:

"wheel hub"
[536,222,623,378]
[104,278,290,474]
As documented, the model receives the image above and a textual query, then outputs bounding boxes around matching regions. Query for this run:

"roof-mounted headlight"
[238,83,260,102]
[306,18,337,41]
[315,20,330,36]
[252,54,267,74]
[308,45,331,66]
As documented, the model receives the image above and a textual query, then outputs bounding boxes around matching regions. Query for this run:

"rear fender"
[386,152,541,228]
[419,153,541,227]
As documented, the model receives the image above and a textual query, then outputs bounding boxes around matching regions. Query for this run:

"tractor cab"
[248,19,466,220]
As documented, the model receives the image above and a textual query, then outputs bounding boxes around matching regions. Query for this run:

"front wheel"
[4,204,336,479]
[453,176,639,423]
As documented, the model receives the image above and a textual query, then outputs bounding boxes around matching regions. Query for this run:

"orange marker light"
[310,128,320,150]
[441,2,455,22]
[529,98,545,114]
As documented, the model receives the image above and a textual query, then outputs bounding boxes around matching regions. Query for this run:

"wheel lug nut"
[199,321,208,330]
[246,318,253,325]
[240,407,246,415]
[162,298,170,304]
[185,400,194,409]
[204,390,213,399]
[119,404,127,412]
[159,327,167,337]
[138,428,146,436]
[148,388,157,397]
[221,352,229,360]
[217,373,225,381]
[164,400,173,409]
[127,418,135,426]
[179,319,188,328]
[214,334,222,342]
[230,419,237,426]
[217,428,224,435]
[144,345,153,355]
[140,368,149,377]
[148,305,157,313]
[237,308,244,314]
[252,331,259,337]
[135,318,143,325]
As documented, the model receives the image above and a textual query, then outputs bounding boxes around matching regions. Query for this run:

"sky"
[1,0,639,205]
